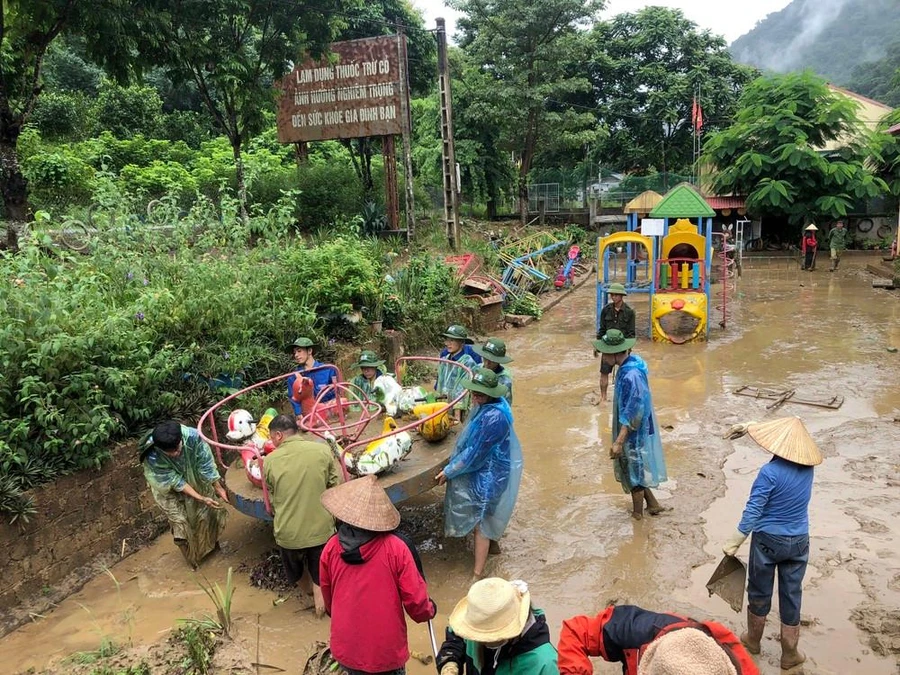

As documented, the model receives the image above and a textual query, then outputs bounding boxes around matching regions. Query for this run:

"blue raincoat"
[436,349,478,411]
[612,354,667,493]
[443,398,523,540]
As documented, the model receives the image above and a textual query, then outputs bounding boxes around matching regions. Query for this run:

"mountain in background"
[730,0,900,87]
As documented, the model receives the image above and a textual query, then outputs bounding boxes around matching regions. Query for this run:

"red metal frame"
[197,358,473,514]
[197,364,342,515]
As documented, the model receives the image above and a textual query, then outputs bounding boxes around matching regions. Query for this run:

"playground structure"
[596,184,721,344]
[198,358,470,521]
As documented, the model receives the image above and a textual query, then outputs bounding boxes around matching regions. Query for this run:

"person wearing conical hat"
[349,350,386,400]
[472,338,514,404]
[437,325,482,422]
[801,224,818,271]
[557,603,759,674]
[435,578,558,674]
[721,417,822,673]
[595,283,636,402]
[318,475,437,674]
[593,329,668,520]
[435,368,523,579]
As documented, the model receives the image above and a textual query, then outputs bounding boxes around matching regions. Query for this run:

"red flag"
[692,97,704,132]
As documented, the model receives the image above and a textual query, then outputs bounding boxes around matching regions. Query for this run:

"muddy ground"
[3,256,900,674]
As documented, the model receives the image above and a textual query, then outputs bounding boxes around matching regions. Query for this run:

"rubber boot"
[780,623,806,671]
[631,489,644,520]
[741,610,766,655]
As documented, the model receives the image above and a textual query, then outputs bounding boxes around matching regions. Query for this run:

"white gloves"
[722,529,748,556]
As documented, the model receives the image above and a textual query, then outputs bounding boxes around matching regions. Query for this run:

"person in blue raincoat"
[286,337,337,419]
[436,325,482,422]
[435,367,523,580]
[472,338,514,404]
[593,329,668,520]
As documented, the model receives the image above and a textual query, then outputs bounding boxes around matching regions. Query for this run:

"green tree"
[704,72,888,226]
[586,7,756,175]
[872,108,900,198]
[0,0,136,250]
[451,0,604,223]
[137,0,353,224]
[846,41,900,108]
[333,0,435,200]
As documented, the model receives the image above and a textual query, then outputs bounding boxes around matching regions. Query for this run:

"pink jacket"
[319,532,435,671]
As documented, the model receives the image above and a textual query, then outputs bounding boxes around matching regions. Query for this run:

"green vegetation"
[192,568,235,636]
[730,0,900,84]
[847,41,900,107]
[704,72,888,226]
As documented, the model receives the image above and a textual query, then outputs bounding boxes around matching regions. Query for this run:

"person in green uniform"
[140,421,228,568]
[349,350,386,400]
[595,283,636,402]
[437,325,480,422]
[262,415,341,615]
[472,338,514,404]
[827,220,848,272]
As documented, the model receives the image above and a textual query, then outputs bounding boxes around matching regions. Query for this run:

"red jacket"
[557,605,758,675]
[801,234,818,253]
[319,531,436,672]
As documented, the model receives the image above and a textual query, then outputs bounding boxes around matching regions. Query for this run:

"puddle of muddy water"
[3,258,900,674]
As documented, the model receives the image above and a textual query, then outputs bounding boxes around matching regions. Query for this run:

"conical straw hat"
[746,417,822,466]
[320,475,400,532]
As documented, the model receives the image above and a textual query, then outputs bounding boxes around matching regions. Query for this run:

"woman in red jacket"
[801,224,818,271]
[319,475,437,675]
[557,604,759,675]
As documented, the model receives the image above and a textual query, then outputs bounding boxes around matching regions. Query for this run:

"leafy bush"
[119,161,198,200]
[28,91,95,141]
[95,84,164,139]
[294,161,365,230]
[391,255,467,348]
[22,151,96,207]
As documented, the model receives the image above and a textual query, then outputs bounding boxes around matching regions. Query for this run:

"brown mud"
[4,257,900,674]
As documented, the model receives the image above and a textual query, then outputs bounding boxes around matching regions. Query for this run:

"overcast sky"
[412,0,793,44]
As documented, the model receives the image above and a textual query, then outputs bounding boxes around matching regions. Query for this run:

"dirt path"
[3,258,899,674]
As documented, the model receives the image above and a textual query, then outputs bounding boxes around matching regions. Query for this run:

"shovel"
[706,555,746,613]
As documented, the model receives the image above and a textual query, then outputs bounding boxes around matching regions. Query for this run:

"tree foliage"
[704,72,888,225]
[586,7,756,174]
[451,0,604,222]
[846,40,900,108]
[872,108,900,198]
[0,0,138,247]
[135,0,354,223]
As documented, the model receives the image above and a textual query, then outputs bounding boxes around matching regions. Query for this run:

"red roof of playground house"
[704,196,746,210]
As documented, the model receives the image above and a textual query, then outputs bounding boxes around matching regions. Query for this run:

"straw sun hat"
[320,475,400,532]
[734,417,822,466]
[805,223,818,231]
[448,578,530,643]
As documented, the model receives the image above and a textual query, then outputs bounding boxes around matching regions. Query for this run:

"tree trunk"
[230,139,250,226]
[518,170,529,226]
[0,121,28,252]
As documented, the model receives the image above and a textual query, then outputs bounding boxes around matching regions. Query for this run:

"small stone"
[887,347,898,353]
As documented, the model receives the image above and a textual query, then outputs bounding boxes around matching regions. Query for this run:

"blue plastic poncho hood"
[612,354,667,492]
[442,398,523,540]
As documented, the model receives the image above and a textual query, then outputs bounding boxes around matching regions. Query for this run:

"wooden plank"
[867,263,893,279]
[733,386,844,410]
[872,278,896,289]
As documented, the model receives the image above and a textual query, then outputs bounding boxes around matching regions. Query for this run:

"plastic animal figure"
[346,417,412,476]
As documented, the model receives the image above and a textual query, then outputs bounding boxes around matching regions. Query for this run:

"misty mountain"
[730,0,900,84]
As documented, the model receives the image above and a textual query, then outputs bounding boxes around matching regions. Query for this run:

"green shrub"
[295,162,365,230]
[22,151,95,207]
[28,91,96,141]
[119,161,198,200]
[95,84,164,139]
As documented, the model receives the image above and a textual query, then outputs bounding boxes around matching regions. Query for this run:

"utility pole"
[396,31,416,240]
[436,17,461,250]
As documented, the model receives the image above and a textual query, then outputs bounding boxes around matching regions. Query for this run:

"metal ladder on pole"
[436,18,460,249]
